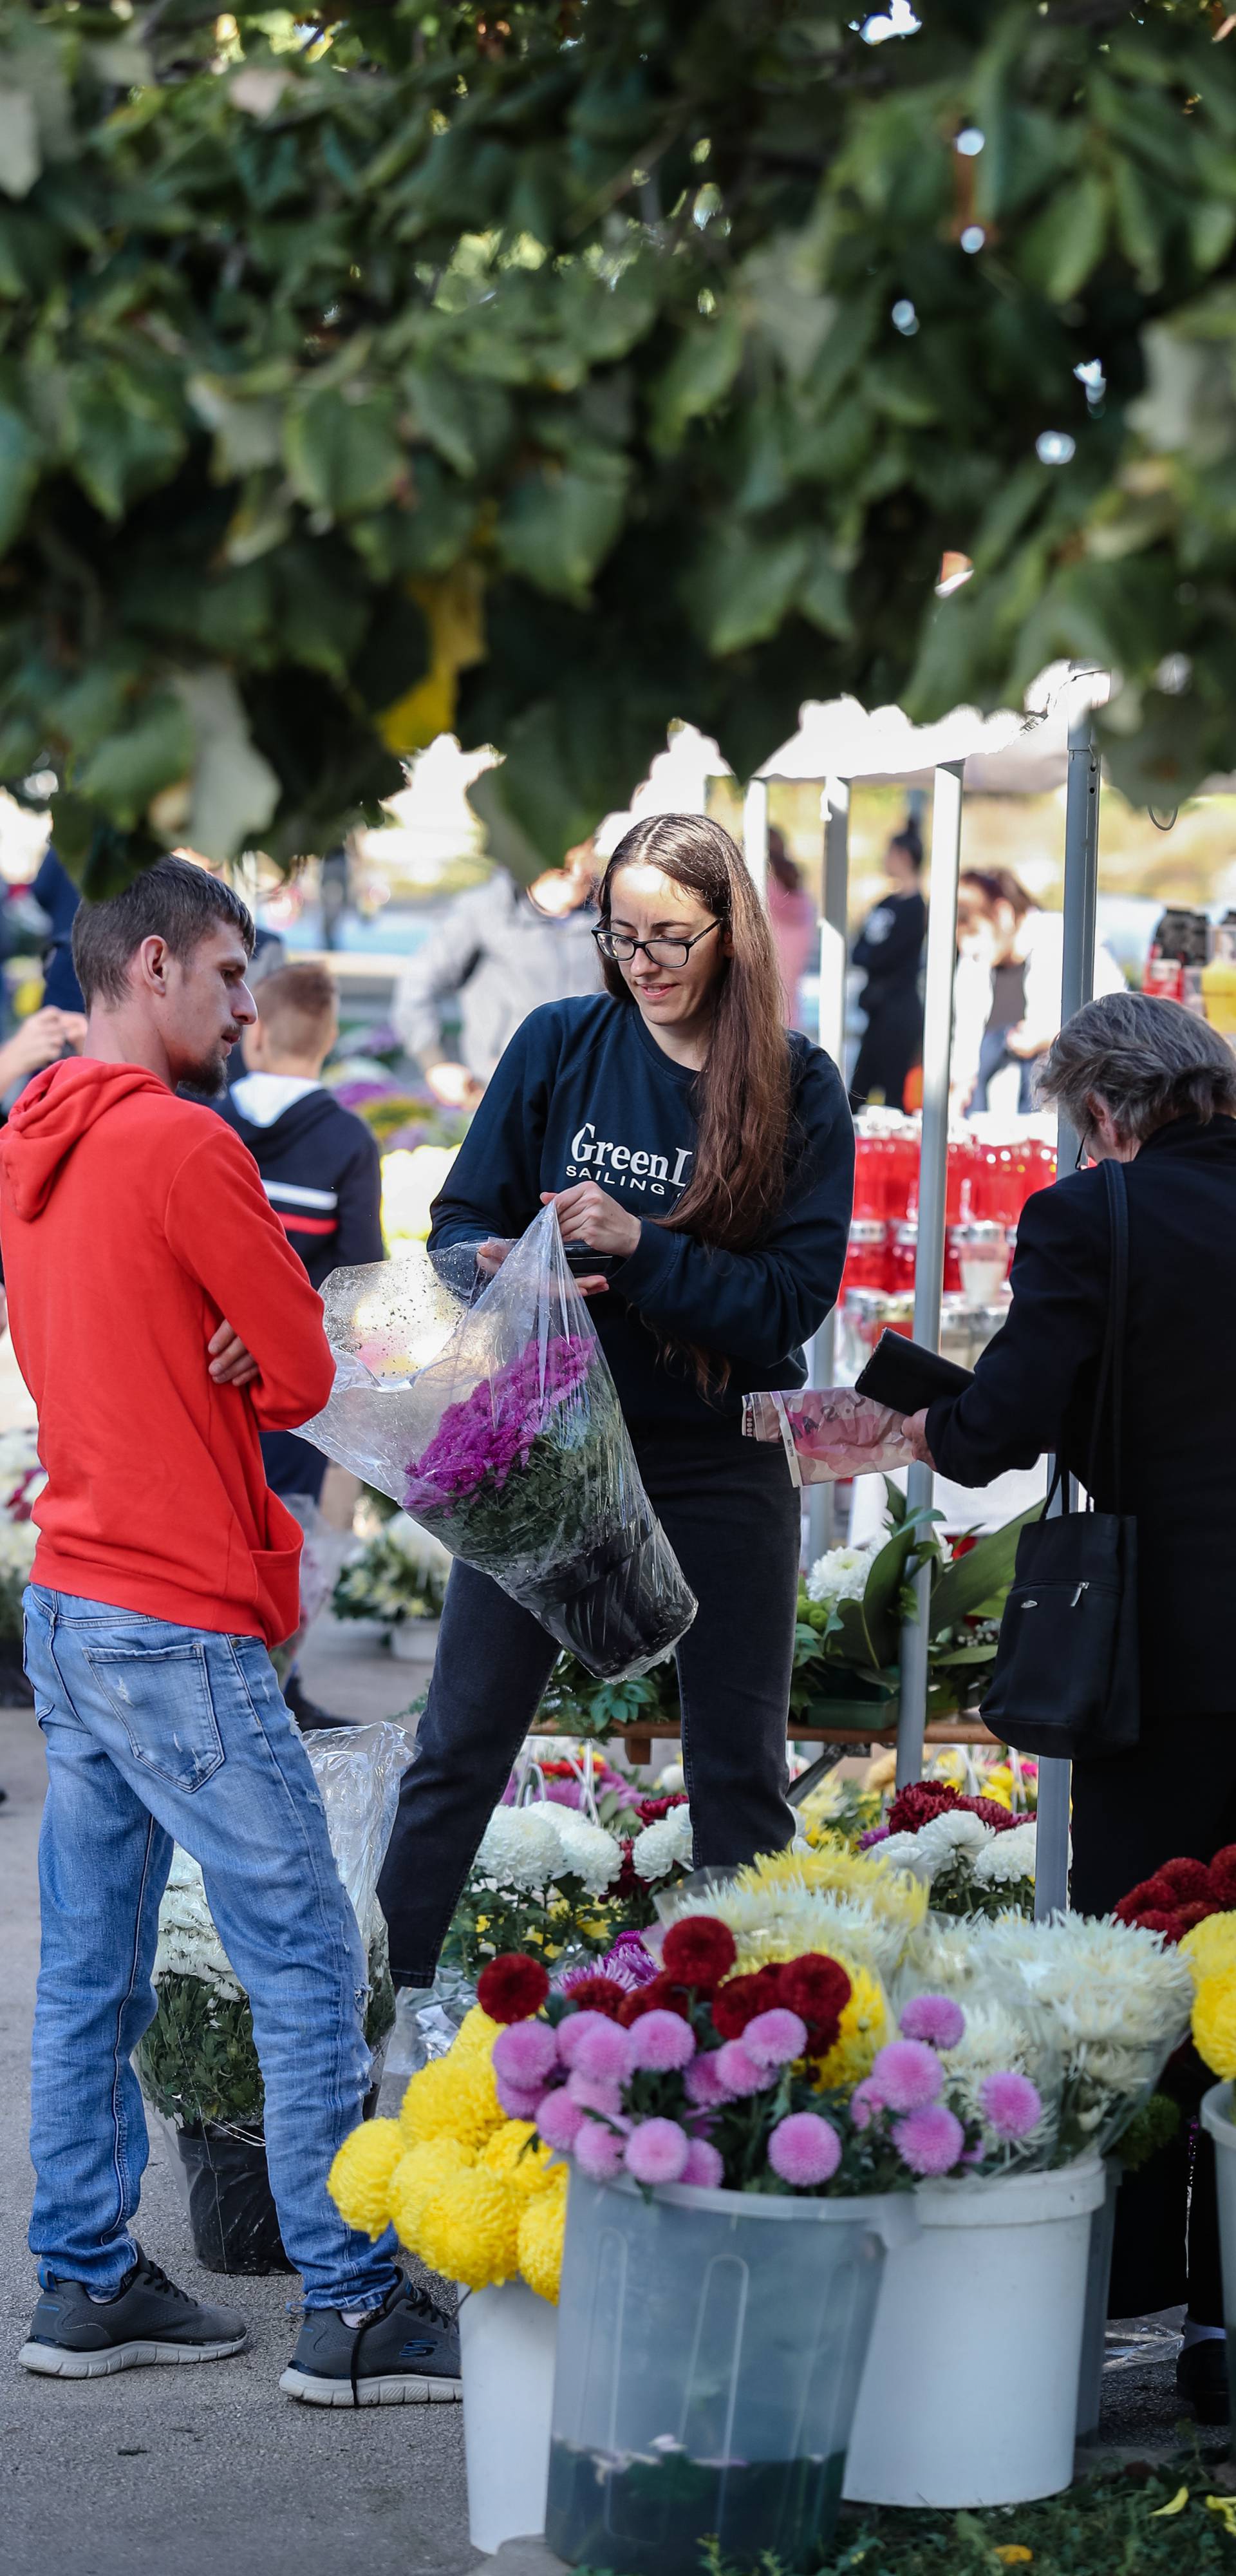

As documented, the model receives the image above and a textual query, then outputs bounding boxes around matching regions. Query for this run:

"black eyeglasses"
[594,920,722,971]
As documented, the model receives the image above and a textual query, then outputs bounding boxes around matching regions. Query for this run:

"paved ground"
[0,1624,480,2576]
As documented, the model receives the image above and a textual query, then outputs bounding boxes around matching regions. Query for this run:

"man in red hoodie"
[7,858,460,2404]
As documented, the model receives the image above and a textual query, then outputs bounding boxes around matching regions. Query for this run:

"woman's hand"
[0,1007,86,1092]
[904,1406,935,1467]
[541,1182,641,1294]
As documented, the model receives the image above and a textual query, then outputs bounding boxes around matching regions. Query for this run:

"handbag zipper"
[1070,1581,1090,1607]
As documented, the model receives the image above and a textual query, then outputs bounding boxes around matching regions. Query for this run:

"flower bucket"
[390,1617,440,1665]
[1200,2083,1236,2401]
[844,2154,1106,2508]
[1076,2158,1120,2441]
[459,2280,557,2555]
[545,2171,914,2576]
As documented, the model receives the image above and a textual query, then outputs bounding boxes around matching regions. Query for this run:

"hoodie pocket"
[81,1636,225,1793]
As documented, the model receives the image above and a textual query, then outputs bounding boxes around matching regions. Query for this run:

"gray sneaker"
[280,2275,462,2407]
[20,2249,248,2378]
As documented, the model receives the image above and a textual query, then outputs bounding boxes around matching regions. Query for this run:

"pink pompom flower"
[899,1993,966,2052]
[895,2103,966,2177]
[742,2008,809,2070]
[574,2116,626,2182]
[568,2017,635,2085]
[849,2078,882,2133]
[558,2009,619,2070]
[979,2069,1043,2141]
[624,2118,690,2187]
[680,2137,725,2189]
[715,2040,775,2098]
[684,2050,731,2110]
[767,2112,842,2188]
[492,2021,559,2092]
[536,2088,585,2152]
[566,2069,624,2121]
[628,2009,697,2073]
[496,2074,547,2121]
[869,2038,944,2113]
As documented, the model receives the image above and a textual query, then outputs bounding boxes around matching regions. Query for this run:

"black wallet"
[854,1329,973,1416]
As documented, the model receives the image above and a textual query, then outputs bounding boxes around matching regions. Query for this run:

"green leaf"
[1020,174,1110,304]
[649,312,744,453]
[861,1511,933,1669]
[284,386,404,522]
[929,1507,1039,1634]
[0,399,39,547]
[174,669,280,864]
[496,456,628,604]
[75,694,195,827]
[0,89,40,200]
[189,375,284,479]
[682,524,810,656]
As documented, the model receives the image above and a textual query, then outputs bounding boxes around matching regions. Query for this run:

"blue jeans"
[24,1586,400,2311]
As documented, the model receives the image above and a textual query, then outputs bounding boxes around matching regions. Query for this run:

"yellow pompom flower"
[399,2049,502,2153]
[1181,1914,1236,1981]
[1192,1970,1236,2079]
[454,2004,501,2058]
[328,2117,404,2237]
[812,1964,890,2090]
[481,2119,557,2197]
[518,2173,568,2304]
[389,2138,476,2246]
[417,2168,521,2291]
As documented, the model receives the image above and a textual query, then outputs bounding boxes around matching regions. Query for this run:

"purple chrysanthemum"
[979,2069,1043,2141]
[868,2038,944,2113]
[624,2119,690,2186]
[899,1993,966,2052]
[767,2112,842,2188]
[895,2103,966,2177]
[628,2010,697,2072]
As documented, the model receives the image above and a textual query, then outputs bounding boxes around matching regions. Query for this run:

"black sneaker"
[1177,2333,1230,2425]
[283,1674,357,1733]
[279,2275,462,2407]
[19,2249,248,2379]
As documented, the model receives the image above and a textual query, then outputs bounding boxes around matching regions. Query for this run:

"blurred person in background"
[31,848,85,1016]
[952,867,1125,1117]
[765,827,818,1031]
[850,818,926,1109]
[391,839,601,1108]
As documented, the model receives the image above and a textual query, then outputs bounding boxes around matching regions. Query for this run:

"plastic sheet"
[135,1721,410,2273]
[302,1206,697,1679]
[743,1386,914,1486]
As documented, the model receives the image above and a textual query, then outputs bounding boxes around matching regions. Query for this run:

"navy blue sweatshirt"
[429,996,854,1427]
[218,1080,384,1291]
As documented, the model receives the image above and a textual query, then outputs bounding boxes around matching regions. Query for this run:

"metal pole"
[897,760,964,1788]
[806,778,852,1561]
[744,777,769,898]
[1035,684,1101,1918]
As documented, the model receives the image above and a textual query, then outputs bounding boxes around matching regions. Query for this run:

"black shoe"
[279,2275,462,2408]
[1177,2334,1230,2425]
[20,2249,248,2379]
[283,1674,357,1733]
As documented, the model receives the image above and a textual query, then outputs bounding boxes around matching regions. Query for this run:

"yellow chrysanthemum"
[328,2117,404,2237]
[1192,1970,1236,2079]
[453,2004,501,2058]
[480,2119,557,2197]
[518,2174,568,2304]
[417,2168,521,2292]
[812,1964,890,2090]
[389,2138,476,2246]
[733,1844,927,1936]
[399,2049,503,2152]
[1181,1915,1236,1981]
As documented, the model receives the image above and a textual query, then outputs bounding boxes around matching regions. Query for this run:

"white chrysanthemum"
[153,1850,242,1995]
[972,1823,1038,1889]
[805,1544,876,1609]
[902,1913,984,1993]
[917,1809,989,1864]
[979,1912,1194,2051]
[677,1874,908,1981]
[531,1804,623,1897]
[873,1830,932,1879]
[631,1807,695,1881]
[385,1515,454,1579]
[475,1804,564,1891]
[0,1517,38,1575]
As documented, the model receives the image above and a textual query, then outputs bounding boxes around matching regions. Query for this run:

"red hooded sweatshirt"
[0,1057,337,1647]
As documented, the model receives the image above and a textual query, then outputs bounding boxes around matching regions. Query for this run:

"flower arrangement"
[485,1923,1047,2199]
[874,1795,1040,1921]
[791,1488,1039,1725]
[969,1911,1195,2157]
[440,1792,694,1983]
[328,1981,568,2302]
[664,1841,928,1990]
[332,1511,452,1631]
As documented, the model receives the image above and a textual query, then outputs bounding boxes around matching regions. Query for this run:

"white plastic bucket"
[844,2154,1106,2508]
[1200,2082,1236,2385]
[458,2280,557,2553]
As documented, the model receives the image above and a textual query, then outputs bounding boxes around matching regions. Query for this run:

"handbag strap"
[1087,1157,1128,1508]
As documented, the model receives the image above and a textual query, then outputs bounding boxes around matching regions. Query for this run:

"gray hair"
[1036,990,1236,1143]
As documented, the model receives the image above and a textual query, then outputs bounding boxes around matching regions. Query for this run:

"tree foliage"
[3,0,1236,884]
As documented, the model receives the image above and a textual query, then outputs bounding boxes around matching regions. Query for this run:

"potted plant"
[332,1508,452,1661]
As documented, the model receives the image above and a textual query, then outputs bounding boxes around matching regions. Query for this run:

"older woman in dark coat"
[908,991,1236,2423]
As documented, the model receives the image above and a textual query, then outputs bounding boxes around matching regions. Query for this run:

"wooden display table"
[533,1710,998,1772]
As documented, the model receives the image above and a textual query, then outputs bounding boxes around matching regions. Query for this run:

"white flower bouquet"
[877,1809,1039,1920]
[440,1791,696,1985]
[332,1510,453,1631]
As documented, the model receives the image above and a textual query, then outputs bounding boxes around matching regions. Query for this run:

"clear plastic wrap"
[136,1721,411,2273]
[302,1206,697,1679]
[743,1386,914,1485]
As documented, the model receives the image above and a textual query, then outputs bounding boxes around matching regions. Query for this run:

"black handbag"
[980,1157,1139,1761]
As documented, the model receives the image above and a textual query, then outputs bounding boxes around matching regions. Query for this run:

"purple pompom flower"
[568,2018,634,2083]
[715,2040,774,2098]
[492,2021,559,2092]
[566,2070,624,2121]
[680,2137,725,2189]
[895,2103,966,2177]
[899,1993,966,2052]
[628,2010,697,2073]
[849,2077,882,2132]
[869,2038,944,2113]
[979,2069,1043,2141]
[536,2088,585,2152]
[557,2010,617,2070]
[624,2119,690,2187]
[767,2112,842,2188]
[684,2050,731,2109]
[573,2116,626,2182]
[496,2075,547,2121]
[742,2008,809,2070]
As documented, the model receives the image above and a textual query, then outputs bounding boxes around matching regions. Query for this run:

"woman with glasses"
[379,813,854,1987]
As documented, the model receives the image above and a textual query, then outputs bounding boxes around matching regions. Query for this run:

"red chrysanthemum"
[778,1953,853,2056]
[957,1795,1020,1833]
[1115,1871,1178,1924]
[635,1794,689,1825]
[711,1969,787,2039]
[1170,1901,1215,1940]
[617,1973,692,2026]
[1131,1908,1178,1937]
[1155,1856,1213,1904]
[559,1976,630,2020]
[660,1916,738,1991]
[1209,1846,1236,1906]
[476,1952,550,2024]
[886,1781,960,1836]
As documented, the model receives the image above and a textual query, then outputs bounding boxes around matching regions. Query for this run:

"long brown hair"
[597,813,793,1253]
